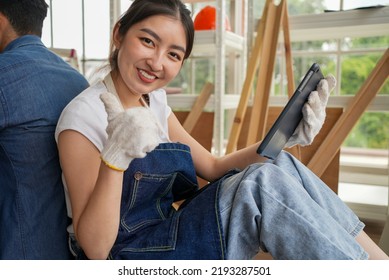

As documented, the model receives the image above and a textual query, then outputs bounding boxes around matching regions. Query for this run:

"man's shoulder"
[0,36,76,73]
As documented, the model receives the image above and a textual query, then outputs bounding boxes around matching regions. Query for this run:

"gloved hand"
[285,74,336,148]
[100,92,161,171]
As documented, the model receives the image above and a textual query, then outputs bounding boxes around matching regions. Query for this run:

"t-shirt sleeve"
[56,86,172,149]
[55,89,108,152]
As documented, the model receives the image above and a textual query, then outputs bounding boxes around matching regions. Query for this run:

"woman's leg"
[355,231,389,259]
[218,151,369,260]
[274,152,388,259]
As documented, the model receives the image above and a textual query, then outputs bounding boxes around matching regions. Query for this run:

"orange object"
[193,6,231,31]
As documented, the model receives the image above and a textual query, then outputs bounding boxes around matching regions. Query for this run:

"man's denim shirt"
[0,35,89,259]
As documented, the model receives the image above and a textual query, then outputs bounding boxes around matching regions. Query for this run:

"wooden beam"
[307,48,389,176]
[283,6,295,98]
[245,0,286,145]
[182,82,213,134]
[225,0,270,154]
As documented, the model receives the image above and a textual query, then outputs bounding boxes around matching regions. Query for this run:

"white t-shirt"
[55,77,172,232]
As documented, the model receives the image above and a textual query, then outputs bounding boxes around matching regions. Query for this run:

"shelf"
[167,94,240,111]
[263,6,389,42]
[192,30,245,55]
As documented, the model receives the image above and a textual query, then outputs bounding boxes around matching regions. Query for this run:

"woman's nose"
[146,55,163,72]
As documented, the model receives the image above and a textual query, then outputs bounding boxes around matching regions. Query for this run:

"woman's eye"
[169,52,182,61]
[141,37,153,46]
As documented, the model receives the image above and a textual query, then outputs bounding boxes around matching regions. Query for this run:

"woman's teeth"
[139,69,156,80]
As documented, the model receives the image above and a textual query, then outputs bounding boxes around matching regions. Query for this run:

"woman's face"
[113,15,187,101]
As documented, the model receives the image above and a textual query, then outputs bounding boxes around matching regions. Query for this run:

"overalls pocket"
[121,171,176,233]
[116,171,192,253]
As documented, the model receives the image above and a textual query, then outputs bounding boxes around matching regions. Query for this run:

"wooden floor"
[255,218,385,260]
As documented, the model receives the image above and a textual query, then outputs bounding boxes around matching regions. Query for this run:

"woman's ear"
[112,23,122,49]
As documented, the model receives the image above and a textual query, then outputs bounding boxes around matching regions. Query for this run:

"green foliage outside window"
[340,37,389,149]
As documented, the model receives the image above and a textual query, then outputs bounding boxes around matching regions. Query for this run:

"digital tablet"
[256,63,324,159]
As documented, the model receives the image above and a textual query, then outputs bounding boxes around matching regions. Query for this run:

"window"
[43,0,112,80]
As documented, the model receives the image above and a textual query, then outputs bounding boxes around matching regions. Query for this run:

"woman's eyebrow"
[140,28,186,54]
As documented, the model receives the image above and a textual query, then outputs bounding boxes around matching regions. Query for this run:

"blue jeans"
[0,35,89,259]
[219,151,368,260]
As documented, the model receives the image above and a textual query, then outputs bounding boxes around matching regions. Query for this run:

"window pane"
[292,39,339,52]
[42,0,51,45]
[253,0,342,18]
[341,36,389,51]
[344,112,389,149]
[322,0,340,11]
[288,0,328,16]
[275,55,336,96]
[120,0,134,14]
[343,0,389,10]
[84,0,110,60]
[169,58,215,94]
[340,53,389,95]
[49,0,83,54]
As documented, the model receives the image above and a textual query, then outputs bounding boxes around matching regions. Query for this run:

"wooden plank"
[225,0,270,154]
[182,82,213,133]
[282,6,295,98]
[308,48,389,176]
[245,0,286,145]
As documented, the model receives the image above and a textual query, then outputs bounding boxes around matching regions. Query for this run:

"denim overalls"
[109,142,231,259]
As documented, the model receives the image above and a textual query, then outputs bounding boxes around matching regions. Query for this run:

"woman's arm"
[168,113,267,183]
[167,76,336,183]
[57,93,161,260]
[58,130,123,259]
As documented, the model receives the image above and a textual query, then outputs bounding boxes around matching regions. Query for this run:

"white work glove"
[285,74,336,148]
[100,92,160,171]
